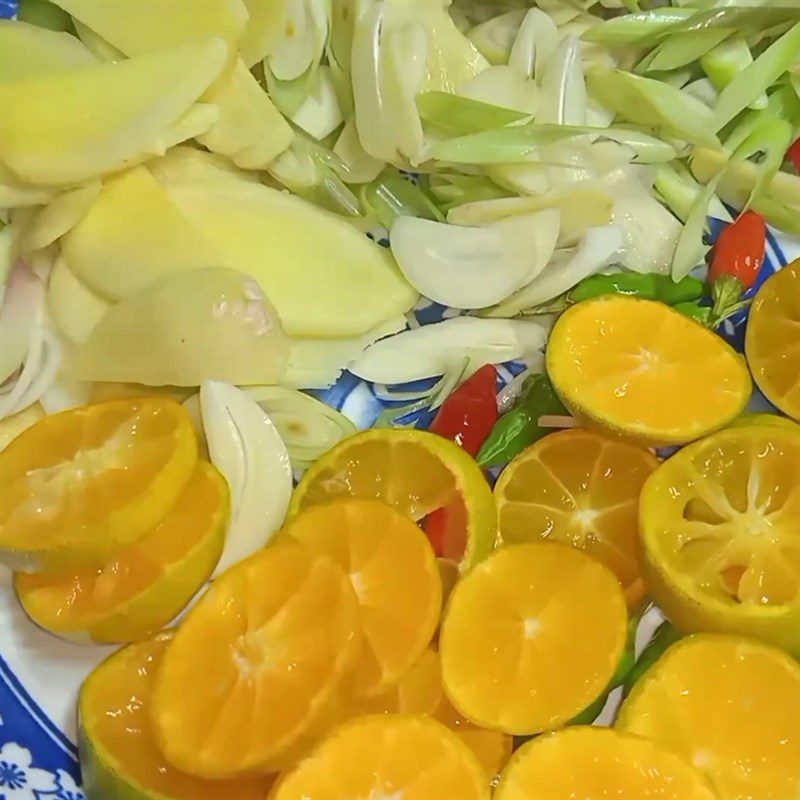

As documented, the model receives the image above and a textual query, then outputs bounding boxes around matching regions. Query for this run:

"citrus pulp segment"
[0,398,197,572]
[546,296,752,446]
[151,539,361,777]
[745,258,800,420]
[494,726,715,800]
[283,499,441,697]
[289,428,497,572]
[617,633,800,800]
[80,632,275,800]
[639,424,800,654]
[439,542,627,735]
[494,428,658,606]
[270,715,489,800]
[16,460,227,643]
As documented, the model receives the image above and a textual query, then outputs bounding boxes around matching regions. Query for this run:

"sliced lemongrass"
[349,316,548,384]
[200,380,292,576]
[508,8,558,80]
[390,209,559,309]
[416,91,529,136]
[333,117,385,184]
[457,65,539,116]
[292,65,344,140]
[536,36,586,126]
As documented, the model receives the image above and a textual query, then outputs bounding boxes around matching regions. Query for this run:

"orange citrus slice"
[151,539,361,777]
[640,424,800,655]
[283,499,441,697]
[617,633,800,800]
[495,726,715,800]
[546,296,752,446]
[289,428,496,572]
[746,258,800,420]
[79,632,275,800]
[270,715,489,800]
[0,398,197,572]
[439,542,627,735]
[16,460,228,644]
[494,428,658,607]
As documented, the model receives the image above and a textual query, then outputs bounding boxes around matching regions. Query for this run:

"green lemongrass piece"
[581,8,694,45]
[429,123,676,165]
[682,78,718,109]
[749,194,800,237]
[652,162,731,223]
[670,173,719,280]
[586,66,720,148]
[722,85,799,154]
[429,357,471,411]
[712,22,800,130]
[734,118,793,209]
[362,170,444,229]
[467,9,527,65]
[646,28,732,73]
[375,396,430,428]
[416,91,529,136]
[700,34,769,112]
[429,173,509,211]
[263,57,321,118]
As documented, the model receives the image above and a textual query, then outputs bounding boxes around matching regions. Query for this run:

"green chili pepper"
[476,374,567,468]
[568,273,705,305]
[622,620,682,697]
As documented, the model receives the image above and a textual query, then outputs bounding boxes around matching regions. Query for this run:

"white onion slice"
[200,380,293,577]
[0,262,44,385]
[536,35,586,126]
[349,316,548,383]
[508,8,558,81]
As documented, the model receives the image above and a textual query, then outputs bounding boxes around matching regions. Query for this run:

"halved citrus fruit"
[283,499,441,697]
[617,633,800,800]
[494,429,658,607]
[640,424,800,655]
[16,460,228,644]
[495,726,715,800]
[746,258,800,420]
[0,398,198,572]
[289,428,497,572]
[80,632,275,800]
[546,295,752,446]
[439,542,627,735]
[270,715,489,800]
[151,539,361,777]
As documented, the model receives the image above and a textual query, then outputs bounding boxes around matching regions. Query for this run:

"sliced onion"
[458,65,539,116]
[0,262,43,385]
[390,208,560,309]
[24,182,101,252]
[536,36,587,126]
[508,8,558,81]
[349,316,549,383]
[39,374,92,414]
[486,224,624,317]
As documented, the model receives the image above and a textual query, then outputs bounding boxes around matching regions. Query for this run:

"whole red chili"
[787,137,800,173]
[429,364,498,456]
[709,210,766,290]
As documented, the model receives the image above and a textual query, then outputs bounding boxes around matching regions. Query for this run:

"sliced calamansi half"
[494,428,658,607]
[495,726,715,800]
[617,633,800,800]
[640,424,800,655]
[16,460,227,644]
[270,715,489,800]
[151,539,361,777]
[289,428,497,572]
[79,632,276,800]
[745,258,800,421]
[439,542,627,735]
[0,398,198,572]
[282,499,441,698]
[546,296,752,446]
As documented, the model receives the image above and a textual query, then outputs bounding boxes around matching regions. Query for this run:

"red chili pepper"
[424,495,468,561]
[787,137,800,173]
[709,210,766,290]
[429,364,498,456]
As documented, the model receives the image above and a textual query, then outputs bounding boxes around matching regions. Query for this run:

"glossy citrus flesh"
[640,425,800,655]
[271,715,489,800]
[494,429,658,607]
[746,258,800,420]
[79,632,274,800]
[290,428,496,571]
[617,634,800,800]
[495,726,715,800]
[546,296,752,446]
[151,540,361,777]
[439,542,627,735]
[16,461,227,643]
[283,499,441,697]
[0,398,197,571]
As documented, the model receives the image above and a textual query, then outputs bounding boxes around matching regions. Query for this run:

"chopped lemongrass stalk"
[670,173,720,280]
[711,22,800,130]
[581,8,694,45]
[428,124,676,165]
[416,91,529,136]
[700,34,768,109]
[586,66,721,148]
[292,65,344,140]
[538,414,577,428]
[508,8,558,80]
[333,116,385,184]
[429,357,471,410]
[362,170,443,230]
[645,29,732,73]
[682,78,718,109]
[429,173,509,211]
[389,208,560,309]
[733,118,794,210]
[349,316,548,384]
[536,36,586,126]
[457,65,539,116]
